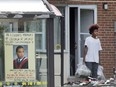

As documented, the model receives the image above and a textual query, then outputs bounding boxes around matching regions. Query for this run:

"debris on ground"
[65,76,116,87]
[65,65,116,87]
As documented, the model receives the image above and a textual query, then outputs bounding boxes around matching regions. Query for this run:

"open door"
[70,5,97,75]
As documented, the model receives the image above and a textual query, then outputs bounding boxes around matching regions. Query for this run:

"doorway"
[69,6,97,76]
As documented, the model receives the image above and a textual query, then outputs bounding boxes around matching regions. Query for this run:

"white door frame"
[66,5,97,75]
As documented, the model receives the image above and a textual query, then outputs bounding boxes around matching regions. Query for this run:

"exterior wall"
[54,53,69,86]
[49,0,116,79]
[37,53,69,87]
[38,53,69,87]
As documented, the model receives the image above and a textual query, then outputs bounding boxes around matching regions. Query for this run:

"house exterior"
[48,0,116,86]
[0,0,116,87]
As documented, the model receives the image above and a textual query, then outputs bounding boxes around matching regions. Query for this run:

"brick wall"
[98,2,116,78]
[49,0,116,78]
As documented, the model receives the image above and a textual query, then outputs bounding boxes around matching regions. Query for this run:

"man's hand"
[83,45,88,64]
[83,57,85,64]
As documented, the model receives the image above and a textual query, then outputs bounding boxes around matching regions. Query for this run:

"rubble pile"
[66,77,116,87]
[65,65,116,87]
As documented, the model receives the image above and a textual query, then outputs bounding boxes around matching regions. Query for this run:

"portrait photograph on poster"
[4,33,36,82]
[13,45,28,69]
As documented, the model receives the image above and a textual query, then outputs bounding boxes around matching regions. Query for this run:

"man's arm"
[98,39,102,65]
[83,45,88,63]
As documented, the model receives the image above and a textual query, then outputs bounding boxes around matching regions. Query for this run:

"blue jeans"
[85,62,98,78]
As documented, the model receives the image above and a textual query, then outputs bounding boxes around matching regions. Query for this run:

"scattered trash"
[65,65,116,86]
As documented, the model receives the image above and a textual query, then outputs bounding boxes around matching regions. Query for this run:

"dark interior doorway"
[70,7,95,76]
[70,7,76,76]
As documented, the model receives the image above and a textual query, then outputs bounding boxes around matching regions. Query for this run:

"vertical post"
[46,18,54,87]
[61,17,64,86]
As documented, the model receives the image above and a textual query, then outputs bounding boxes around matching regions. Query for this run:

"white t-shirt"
[84,36,102,63]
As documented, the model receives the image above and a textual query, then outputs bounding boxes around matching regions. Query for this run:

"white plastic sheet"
[75,64,91,76]
[97,65,106,81]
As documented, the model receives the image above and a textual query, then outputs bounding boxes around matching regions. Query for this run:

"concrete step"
[67,76,87,83]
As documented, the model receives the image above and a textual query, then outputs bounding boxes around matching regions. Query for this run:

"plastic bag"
[75,64,91,77]
[97,65,106,81]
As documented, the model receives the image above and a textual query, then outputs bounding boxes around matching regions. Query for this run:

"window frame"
[54,6,68,52]
[24,19,46,52]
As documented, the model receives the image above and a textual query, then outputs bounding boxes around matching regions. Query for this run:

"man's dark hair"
[89,24,99,34]
[16,46,24,52]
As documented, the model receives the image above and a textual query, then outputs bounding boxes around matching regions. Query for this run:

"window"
[0,18,48,87]
[0,19,19,80]
[24,19,46,52]
[0,19,46,52]
[54,7,65,50]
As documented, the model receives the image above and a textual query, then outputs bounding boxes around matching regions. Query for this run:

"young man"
[83,24,102,79]
[13,46,28,69]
